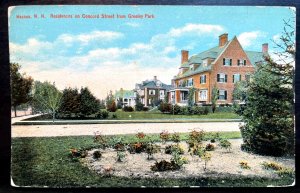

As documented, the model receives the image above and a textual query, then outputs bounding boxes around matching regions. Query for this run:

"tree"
[187,87,196,107]
[135,93,144,111]
[32,81,62,122]
[106,90,117,112]
[58,87,80,117]
[239,16,295,156]
[79,87,100,116]
[10,63,33,117]
[211,85,218,113]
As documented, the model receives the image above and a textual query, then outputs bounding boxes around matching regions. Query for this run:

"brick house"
[134,76,172,107]
[115,88,136,108]
[169,33,267,106]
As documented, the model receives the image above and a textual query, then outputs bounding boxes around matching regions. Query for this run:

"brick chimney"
[219,33,228,47]
[262,43,268,53]
[154,76,157,81]
[181,50,189,64]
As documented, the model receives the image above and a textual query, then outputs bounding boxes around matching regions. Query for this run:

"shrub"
[219,139,232,152]
[159,130,170,144]
[142,107,149,111]
[239,161,251,169]
[112,114,117,119]
[93,150,102,159]
[159,102,171,113]
[205,143,215,151]
[210,132,220,143]
[170,104,181,115]
[261,161,283,171]
[145,142,160,160]
[171,133,180,143]
[201,152,212,171]
[127,142,146,154]
[116,151,126,162]
[95,110,109,119]
[123,106,134,112]
[165,144,184,154]
[107,101,117,112]
[171,151,188,167]
[69,148,88,162]
[189,129,205,144]
[93,132,108,149]
[136,132,146,140]
[150,160,180,171]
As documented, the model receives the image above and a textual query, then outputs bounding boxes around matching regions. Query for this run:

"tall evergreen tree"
[239,16,295,156]
[58,87,80,117]
[79,87,100,116]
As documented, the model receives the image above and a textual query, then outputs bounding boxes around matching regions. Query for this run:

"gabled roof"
[245,51,266,65]
[115,90,135,98]
[135,79,173,91]
[180,43,229,68]
[175,37,265,80]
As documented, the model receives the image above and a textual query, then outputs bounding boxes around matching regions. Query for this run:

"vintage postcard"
[9,5,295,187]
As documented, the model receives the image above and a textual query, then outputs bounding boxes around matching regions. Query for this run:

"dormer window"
[223,58,232,66]
[238,59,246,66]
[203,59,208,67]
[189,64,194,70]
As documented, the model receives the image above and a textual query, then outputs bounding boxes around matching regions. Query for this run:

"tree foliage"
[135,93,144,111]
[78,87,101,117]
[10,63,33,117]
[32,81,62,122]
[58,87,100,118]
[211,85,218,113]
[188,87,196,107]
[106,90,117,112]
[239,16,295,156]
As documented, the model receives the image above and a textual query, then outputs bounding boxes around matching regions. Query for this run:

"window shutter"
[223,58,225,65]
[217,90,220,99]
[244,60,246,66]
[239,74,241,81]
[237,59,240,66]
[217,74,220,82]
[204,75,206,83]
[230,59,232,66]
[225,74,227,82]
[200,76,202,84]
[233,75,235,83]
[225,91,227,100]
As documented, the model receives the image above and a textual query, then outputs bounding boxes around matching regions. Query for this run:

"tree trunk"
[52,111,55,123]
[14,106,17,117]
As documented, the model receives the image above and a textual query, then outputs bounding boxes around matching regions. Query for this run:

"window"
[199,90,208,101]
[187,78,193,87]
[200,75,206,84]
[189,64,194,70]
[245,74,251,82]
[238,59,246,66]
[159,90,165,99]
[217,73,227,83]
[218,90,227,100]
[223,58,232,66]
[149,90,155,95]
[233,74,241,83]
[203,59,208,67]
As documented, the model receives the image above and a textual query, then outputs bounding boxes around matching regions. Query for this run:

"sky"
[9,5,295,99]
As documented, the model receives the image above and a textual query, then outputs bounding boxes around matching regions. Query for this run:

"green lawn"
[111,110,240,120]
[11,132,293,187]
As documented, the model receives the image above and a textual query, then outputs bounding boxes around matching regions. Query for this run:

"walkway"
[12,121,242,137]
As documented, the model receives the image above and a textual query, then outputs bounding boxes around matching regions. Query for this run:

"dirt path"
[12,122,241,137]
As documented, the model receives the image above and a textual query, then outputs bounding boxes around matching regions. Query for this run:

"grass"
[11,131,294,187]
[111,110,240,120]
[25,110,240,121]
